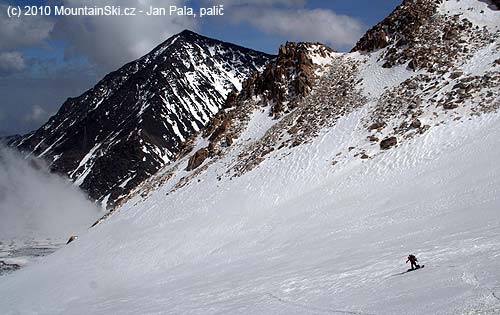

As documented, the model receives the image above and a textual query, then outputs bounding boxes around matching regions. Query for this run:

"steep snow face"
[13,30,274,208]
[1,105,500,315]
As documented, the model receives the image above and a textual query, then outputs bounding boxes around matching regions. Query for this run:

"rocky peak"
[13,30,274,209]
[241,42,336,117]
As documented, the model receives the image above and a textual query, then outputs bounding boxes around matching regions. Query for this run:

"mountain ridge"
[12,29,274,208]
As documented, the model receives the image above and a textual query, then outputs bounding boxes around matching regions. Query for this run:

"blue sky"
[0,0,402,135]
[201,1,401,53]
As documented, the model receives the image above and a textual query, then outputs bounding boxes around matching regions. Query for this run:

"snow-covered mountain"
[12,30,273,208]
[1,0,500,314]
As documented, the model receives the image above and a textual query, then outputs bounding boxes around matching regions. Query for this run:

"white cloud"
[0,145,100,239]
[0,51,26,75]
[230,7,364,49]
[53,0,199,70]
[22,105,52,125]
[0,3,55,50]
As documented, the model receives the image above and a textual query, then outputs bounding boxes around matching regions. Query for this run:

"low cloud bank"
[0,145,100,240]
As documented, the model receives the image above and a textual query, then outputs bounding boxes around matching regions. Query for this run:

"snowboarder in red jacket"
[406,254,420,270]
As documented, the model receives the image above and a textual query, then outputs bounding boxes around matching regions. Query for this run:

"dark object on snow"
[66,235,78,244]
[406,265,425,272]
[380,136,397,150]
[186,148,209,171]
[392,264,425,276]
[406,254,420,270]
[0,261,21,275]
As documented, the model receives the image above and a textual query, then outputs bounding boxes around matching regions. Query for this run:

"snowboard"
[406,265,425,273]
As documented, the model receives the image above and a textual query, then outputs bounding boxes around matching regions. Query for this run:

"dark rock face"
[368,122,385,130]
[13,30,273,208]
[66,236,78,245]
[380,137,398,150]
[410,119,422,129]
[186,148,209,171]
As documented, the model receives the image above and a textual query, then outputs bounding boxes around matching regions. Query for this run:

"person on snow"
[406,254,420,270]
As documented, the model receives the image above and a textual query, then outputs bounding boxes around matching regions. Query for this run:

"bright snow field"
[1,104,500,314]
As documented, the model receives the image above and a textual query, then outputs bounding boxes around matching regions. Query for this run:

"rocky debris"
[353,0,495,73]
[226,56,365,176]
[187,148,209,171]
[365,42,500,144]
[367,76,425,129]
[411,119,422,129]
[380,137,397,150]
[352,0,440,53]
[440,72,500,112]
[420,125,431,134]
[449,71,464,79]
[368,121,385,130]
[175,42,344,178]
[208,118,231,144]
[368,135,379,142]
[443,102,458,110]
[0,261,20,275]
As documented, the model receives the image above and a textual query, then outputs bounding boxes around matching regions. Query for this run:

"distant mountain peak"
[14,32,274,209]
[177,29,199,37]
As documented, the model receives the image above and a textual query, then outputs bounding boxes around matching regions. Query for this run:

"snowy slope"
[1,0,500,314]
[1,103,499,315]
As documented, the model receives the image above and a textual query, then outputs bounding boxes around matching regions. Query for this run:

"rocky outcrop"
[368,122,385,130]
[186,148,209,171]
[352,0,440,53]
[380,137,397,150]
[352,0,495,74]
[241,42,335,117]
[183,42,341,176]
